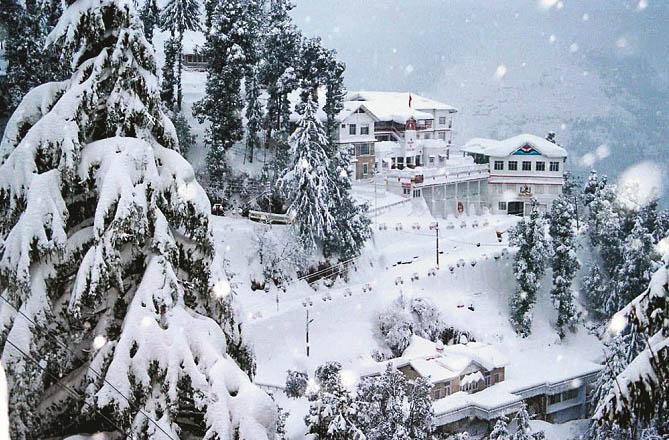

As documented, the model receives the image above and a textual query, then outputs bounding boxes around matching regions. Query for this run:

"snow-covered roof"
[461,134,568,158]
[287,89,378,124]
[345,91,457,124]
[180,30,207,54]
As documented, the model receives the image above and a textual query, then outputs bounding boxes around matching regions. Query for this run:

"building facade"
[336,103,378,180]
[461,134,568,216]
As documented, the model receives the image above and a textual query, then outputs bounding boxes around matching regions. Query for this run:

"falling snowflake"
[595,144,610,160]
[637,0,648,10]
[494,64,507,79]
[569,43,579,53]
[549,34,557,44]
[405,64,415,74]
[582,13,590,21]
[616,37,628,48]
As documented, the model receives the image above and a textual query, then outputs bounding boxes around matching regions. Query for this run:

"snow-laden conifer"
[0,0,275,437]
[509,201,549,337]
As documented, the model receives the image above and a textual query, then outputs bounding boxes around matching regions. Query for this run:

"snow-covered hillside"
[214,196,603,438]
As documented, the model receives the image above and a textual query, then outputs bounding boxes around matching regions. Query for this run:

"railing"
[248,210,293,225]
[255,382,285,394]
[368,198,411,216]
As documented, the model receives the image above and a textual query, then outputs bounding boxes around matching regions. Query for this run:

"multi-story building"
[336,101,379,179]
[346,91,457,144]
[461,134,568,216]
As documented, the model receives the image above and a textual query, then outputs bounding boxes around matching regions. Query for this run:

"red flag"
[408,94,412,108]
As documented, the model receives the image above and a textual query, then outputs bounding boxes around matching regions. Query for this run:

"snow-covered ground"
[213,192,603,438]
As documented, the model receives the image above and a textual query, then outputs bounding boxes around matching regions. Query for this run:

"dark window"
[361,124,370,135]
[498,201,507,211]
[536,161,545,171]
[508,161,518,171]
[349,124,356,135]
[562,388,579,401]
[341,123,346,128]
[522,161,531,171]
[439,116,447,125]
[494,161,504,170]
[359,144,370,155]
[550,161,560,172]
[362,163,369,175]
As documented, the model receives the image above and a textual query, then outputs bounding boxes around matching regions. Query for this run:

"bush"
[285,370,308,398]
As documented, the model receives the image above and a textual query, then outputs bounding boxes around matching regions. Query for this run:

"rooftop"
[461,134,568,158]
[346,91,457,124]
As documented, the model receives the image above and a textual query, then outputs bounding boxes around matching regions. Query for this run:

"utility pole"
[305,309,314,357]
[573,194,580,230]
[430,222,440,267]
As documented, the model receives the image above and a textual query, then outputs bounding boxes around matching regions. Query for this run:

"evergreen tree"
[0,0,275,437]
[606,216,659,316]
[0,0,63,118]
[172,110,196,157]
[582,264,610,320]
[356,364,408,440]
[323,57,346,147]
[512,403,544,440]
[305,362,365,440]
[160,0,200,111]
[549,194,580,337]
[245,66,264,164]
[509,201,549,337]
[193,0,255,197]
[489,416,511,440]
[277,96,335,250]
[139,0,159,43]
[161,36,179,110]
[587,176,624,275]
[583,170,605,207]
[406,376,434,440]
[594,260,669,435]
[259,0,301,178]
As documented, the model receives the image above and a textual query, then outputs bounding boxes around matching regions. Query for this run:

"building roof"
[461,134,568,158]
[345,91,457,124]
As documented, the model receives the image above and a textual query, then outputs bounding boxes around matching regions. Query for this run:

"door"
[508,201,524,216]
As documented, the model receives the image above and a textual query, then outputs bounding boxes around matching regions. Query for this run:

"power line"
[0,295,178,440]
[2,337,131,439]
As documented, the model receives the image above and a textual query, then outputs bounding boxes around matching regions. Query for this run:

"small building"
[360,336,602,437]
[180,30,207,70]
[460,134,568,216]
[337,102,379,180]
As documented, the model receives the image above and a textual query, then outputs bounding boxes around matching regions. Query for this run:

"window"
[413,189,421,198]
[484,373,491,387]
[548,394,561,405]
[424,133,431,140]
[550,161,560,172]
[359,143,370,155]
[360,124,370,135]
[429,156,435,165]
[362,163,369,175]
[403,187,411,195]
[498,201,507,211]
[522,161,531,171]
[494,373,500,383]
[341,123,346,128]
[508,161,518,171]
[439,116,447,125]
[349,124,357,135]
[438,131,446,140]
[494,160,504,170]
[536,161,545,171]
[562,389,579,401]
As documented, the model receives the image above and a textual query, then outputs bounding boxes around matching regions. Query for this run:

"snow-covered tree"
[512,403,544,440]
[549,194,580,337]
[277,96,335,250]
[509,201,549,337]
[171,111,196,157]
[0,0,63,116]
[193,0,255,197]
[285,369,308,398]
[139,0,159,42]
[489,416,511,440]
[582,264,610,320]
[160,0,200,111]
[594,259,669,433]
[0,0,275,437]
[305,362,365,440]
[406,376,434,440]
[245,66,264,164]
[356,363,408,440]
[606,217,659,317]
[584,170,606,207]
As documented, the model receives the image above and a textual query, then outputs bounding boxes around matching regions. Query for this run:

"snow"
[0,362,8,440]
[346,91,458,123]
[461,134,568,158]
[529,419,590,440]
[207,188,603,437]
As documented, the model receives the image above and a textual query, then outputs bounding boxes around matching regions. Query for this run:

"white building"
[336,102,379,179]
[461,134,568,216]
[346,91,457,144]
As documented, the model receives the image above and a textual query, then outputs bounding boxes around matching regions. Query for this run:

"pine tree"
[0,0,63,117]
[606,216,659,316]
[139,0,159,43]
[160,0,200,111]
[356,364,408,440]
[489,416,511,440]
[509,201,549,337]
[0,0,275,437]
[406,376,434,440]
[512,403,544,440]
[193,0,254,197]
[245,66,264,164]
[305,362,365,440]
[172,110,196,157]
[582,264,610,320]
[277,96,335,250]
[584,170,605,207]
[549,194,580,337]
[594,259,669,434]
[161,36,179,110]
[259,0,301,178]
